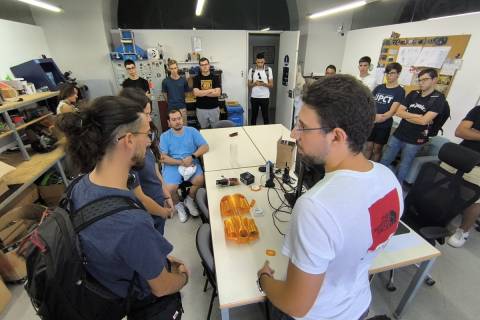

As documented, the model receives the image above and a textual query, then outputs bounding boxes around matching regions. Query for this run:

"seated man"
[160,109,209,222]
[445,105,480,247]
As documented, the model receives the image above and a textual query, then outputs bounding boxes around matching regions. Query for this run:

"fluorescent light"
[196,0,205,16]
[309,1,366,19]
[260,27,270,32]
[428,11,480,21]
[17,0,62,13]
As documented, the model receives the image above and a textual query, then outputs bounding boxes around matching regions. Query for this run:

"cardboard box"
[0,250,27,282]
[0,184,39,216]
[0,277,12,313]
[276,137,296,170]
[0,204,45,249]
[38,183,65,207]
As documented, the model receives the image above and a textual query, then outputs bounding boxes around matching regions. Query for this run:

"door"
[275,31,299,130]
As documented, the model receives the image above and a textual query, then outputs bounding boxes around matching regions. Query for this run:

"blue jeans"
[380,135,423,184]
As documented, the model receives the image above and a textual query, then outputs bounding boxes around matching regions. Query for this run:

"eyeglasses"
[117,131,153,142]
[293,121,331,134]
[386,71,398,75]
[418,77,432,82]
[126,66,136,70]
[200,63,209,67]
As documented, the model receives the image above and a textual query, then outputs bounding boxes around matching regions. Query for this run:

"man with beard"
[256,75,403,320]
[56,96,189,317]
[160,108,209,222]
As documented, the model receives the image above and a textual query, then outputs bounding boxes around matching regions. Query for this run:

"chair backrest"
[195,187,209,223]
[404,143,480,229]
[212,120,236,128]
[195,224,216,286]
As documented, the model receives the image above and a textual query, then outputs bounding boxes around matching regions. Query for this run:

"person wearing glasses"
[257,75,402,320]
[56,96,189,318]
[192,57,222,128]
[160,109,209,222]
[248,52,274,125]
[119,88,174,235]
[122,59,151,94]
[364,62,405,162]
[380,68,447,185]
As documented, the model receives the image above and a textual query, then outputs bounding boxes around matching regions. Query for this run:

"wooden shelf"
[0,91,59,113]
[0,113,53,139]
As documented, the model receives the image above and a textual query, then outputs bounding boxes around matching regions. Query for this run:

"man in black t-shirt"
[122,59,150,94]
[193,57,222,128]
[444,106,480,247]
[380,68,446,184]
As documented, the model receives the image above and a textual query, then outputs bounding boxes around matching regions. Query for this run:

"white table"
[243,124,294,163]
[200,127,265,172]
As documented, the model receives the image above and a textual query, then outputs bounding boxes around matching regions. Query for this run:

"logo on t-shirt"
[368,189,400,251]
[374,93,394,104]
[408,102,427,113]
[201,80,213,90]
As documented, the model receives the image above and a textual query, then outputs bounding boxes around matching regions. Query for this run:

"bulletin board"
[375,34,471,96]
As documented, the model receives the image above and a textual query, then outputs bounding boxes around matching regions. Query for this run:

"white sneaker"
[176,202,188,223]
[447,228,470,248]
[184,196,200,217]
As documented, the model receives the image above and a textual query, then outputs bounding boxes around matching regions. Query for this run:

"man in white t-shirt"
[248,53,274,125]
[257,75,403,320]
[357,56,376,91]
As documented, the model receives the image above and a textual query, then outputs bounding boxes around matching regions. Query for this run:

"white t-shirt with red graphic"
[282,162,403,320]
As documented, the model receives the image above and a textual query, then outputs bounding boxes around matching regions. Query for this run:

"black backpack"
[411,90,451,137]
[22,177,143,320]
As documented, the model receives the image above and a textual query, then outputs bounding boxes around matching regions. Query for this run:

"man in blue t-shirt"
[57,96,189,316]
[381,68,447,185]
[364,62,405,162]
[160,108,209,222]
[162,59,191,124]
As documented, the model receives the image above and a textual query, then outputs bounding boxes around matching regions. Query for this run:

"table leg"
[393,258,436,319]
[221,308,230,320]
[55,160,69,186]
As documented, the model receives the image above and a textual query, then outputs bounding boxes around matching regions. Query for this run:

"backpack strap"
[72,196,144,232]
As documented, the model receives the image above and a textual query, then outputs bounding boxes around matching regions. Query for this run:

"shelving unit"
[0,92,58,160]
[0,92,69,212]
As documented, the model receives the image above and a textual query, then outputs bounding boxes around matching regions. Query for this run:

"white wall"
[341,13,480,142]
[112,29,248,110]
[31,0,115,98]
[0,19,51,79]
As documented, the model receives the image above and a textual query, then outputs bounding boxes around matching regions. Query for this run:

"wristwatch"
[257,272,271,293]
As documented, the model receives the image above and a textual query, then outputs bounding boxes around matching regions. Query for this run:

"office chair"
[386,142,480,291]
[195,187,210,223]
[212,120,236,128]
[196,223,217,320]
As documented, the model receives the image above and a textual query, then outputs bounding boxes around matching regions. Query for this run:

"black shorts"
[368,126,391,145]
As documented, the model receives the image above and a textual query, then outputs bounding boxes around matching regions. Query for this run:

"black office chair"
[196,223,217,320]
[195,187,210,223]
[386,142,480,291]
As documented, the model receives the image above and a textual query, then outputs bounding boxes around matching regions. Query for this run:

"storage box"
[0,250,27,282]
[276,137,296,170]
[0,204,46,249]
[0,184,39,215]
[38,183,65,207]
[0,277,12,313]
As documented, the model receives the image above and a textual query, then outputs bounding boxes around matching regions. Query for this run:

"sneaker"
[184,196,200,217]
[447,228,470,248]
[176,202,188,223]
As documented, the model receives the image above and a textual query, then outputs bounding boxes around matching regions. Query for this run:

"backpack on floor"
[21,177,143,320]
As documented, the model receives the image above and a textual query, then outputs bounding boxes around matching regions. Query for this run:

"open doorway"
[247,33,280,125]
